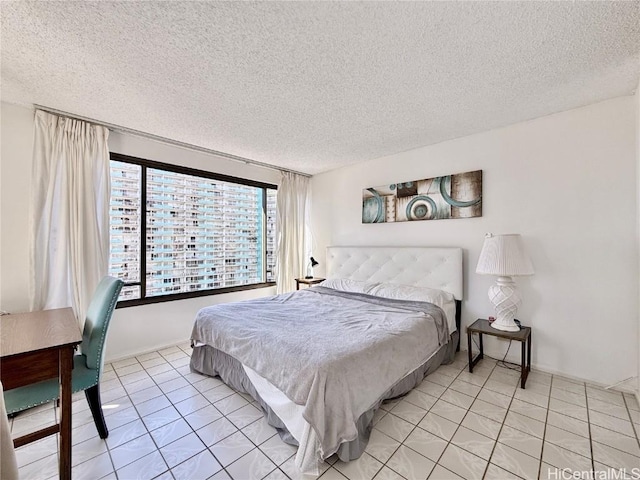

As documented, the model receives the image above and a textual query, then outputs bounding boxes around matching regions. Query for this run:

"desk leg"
[59,347,73,480]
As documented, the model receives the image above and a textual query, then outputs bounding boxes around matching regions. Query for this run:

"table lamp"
[476,233,534,331]
[305,257,319,279]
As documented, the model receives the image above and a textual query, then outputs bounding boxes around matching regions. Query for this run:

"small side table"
[295,278,325,290]
[467,318,531,389]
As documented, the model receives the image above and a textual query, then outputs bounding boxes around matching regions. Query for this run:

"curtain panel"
[30,110,111,324]
[276,172,310,293]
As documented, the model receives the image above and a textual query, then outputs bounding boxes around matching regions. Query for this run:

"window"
[109,153,277,306]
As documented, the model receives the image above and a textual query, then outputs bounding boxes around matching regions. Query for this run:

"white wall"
[0,103,34,315]
[0,102,279,361]
[311,96,638,387]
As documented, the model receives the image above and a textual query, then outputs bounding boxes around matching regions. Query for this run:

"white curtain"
[30,110,111,323]
[276,172,310,293]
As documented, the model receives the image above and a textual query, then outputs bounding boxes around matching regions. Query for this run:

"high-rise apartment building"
[109,159,276,302]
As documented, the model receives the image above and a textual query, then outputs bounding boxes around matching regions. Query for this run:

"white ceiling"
[2,2,639,175]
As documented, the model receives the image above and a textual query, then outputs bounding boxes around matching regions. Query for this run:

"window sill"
[115,282,276,308]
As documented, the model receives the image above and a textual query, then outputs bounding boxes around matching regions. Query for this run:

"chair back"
[82,276,123,372]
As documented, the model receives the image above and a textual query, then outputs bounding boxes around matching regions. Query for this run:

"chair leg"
[85,385,108,439]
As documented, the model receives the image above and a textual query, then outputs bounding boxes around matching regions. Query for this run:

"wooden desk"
[1,308,82,480]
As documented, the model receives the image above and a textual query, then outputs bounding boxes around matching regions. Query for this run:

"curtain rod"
[34,105,312,178]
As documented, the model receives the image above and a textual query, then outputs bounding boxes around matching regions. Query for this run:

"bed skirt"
[190,330,458,463]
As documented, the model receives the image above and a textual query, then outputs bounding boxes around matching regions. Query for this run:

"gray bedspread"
[190,286,449,458]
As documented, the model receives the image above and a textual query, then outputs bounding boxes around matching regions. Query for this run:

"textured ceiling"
[2,2,639,175]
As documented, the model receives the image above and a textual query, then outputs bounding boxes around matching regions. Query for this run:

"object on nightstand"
[305,256,319,279]
[476,233,534,332]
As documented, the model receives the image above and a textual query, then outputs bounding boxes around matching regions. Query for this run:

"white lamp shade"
[476,234,534,276]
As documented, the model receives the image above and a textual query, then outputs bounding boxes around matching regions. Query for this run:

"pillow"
[368,283,457,332]
[368,283,453,303]
[318,278,379,294]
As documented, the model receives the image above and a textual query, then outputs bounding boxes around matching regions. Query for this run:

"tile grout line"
[370,383,443,479]
[154,346,291,480]
[371,359,473,480]
[453,360,500,479]
[480,364,524,480]
[621,395,640,450]
[427,357,500,479]
[153,346,242,480]
[547,380,640,474]
[108,346,219,477]
[474,334,554,477]
[583,380,596,474]
[548,383,639,445]
[536,373,553,480]
[586,387,640,468]
[470,343,555,479]
[166,344,244,480]
[547,378,599,473]
[405,360,488,478]
[407,368,465,478]
[141,345,240,480]
[112,353,174,477]
[538,376,555,478]
[155,343,206,480]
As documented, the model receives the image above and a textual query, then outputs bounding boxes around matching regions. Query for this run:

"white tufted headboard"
[326,246,463,300]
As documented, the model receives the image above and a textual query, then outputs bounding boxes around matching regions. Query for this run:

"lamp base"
[488,276,522,331]
[304,276,313,279]
[490,319,521,332]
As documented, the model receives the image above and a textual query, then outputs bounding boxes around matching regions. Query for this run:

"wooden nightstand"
[466,318,532,389]
[295,278,325,290]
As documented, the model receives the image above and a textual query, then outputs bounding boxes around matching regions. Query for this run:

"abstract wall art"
[362,170,482,223]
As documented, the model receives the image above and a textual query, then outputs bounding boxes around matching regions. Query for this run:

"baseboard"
[460,345,637,394]
[105,340,189,365]
[530,365,637,394]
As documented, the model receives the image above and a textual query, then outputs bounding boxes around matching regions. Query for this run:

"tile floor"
[10,344,640,480]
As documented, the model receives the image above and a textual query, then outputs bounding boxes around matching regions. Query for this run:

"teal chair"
[4,276,123,438]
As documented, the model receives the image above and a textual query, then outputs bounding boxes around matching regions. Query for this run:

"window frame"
[110,152,277,308]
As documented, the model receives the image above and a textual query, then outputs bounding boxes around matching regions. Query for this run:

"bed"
[190,246,463,475]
